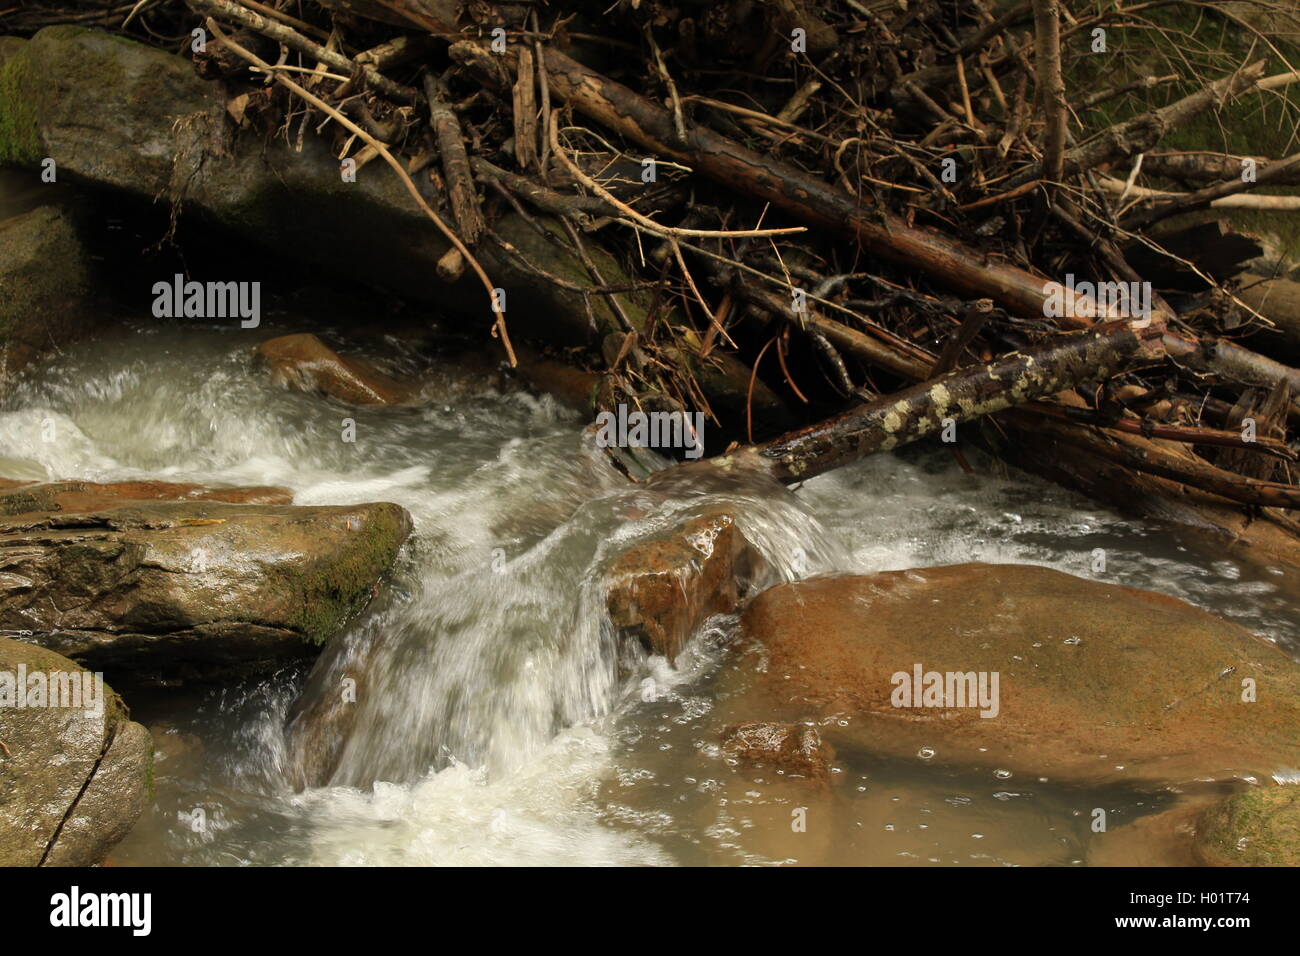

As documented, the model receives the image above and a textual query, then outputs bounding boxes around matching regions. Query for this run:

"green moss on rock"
[0,44,40,166]
[271,501,412,644]
[1197,785,1300,867]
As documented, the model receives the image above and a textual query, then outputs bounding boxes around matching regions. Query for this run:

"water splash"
[291,443,847,787]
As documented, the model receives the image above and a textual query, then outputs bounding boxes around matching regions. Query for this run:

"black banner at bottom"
[0,864,1282,942]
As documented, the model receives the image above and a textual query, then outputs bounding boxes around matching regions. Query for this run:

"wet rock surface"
[0,637,152,866]
[256,333,417,406]
[0,478,293,515]
[0,488,412,683]
[721,721,834,780]
[282,642,368,791]
[731,563,1300,786]
[606,510,763,662]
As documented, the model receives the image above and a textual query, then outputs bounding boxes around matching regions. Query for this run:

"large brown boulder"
[0,637,152,866]
[0,489,412,682]
[0,478,292,515]
[732,563,1300,786]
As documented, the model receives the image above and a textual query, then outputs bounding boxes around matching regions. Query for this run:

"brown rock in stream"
[722,721,834,780]
[605,510,763,662]
[1195,784,1300,866]
[0,478,292,516]
[730,563,1300,786]
[256,333,415,406]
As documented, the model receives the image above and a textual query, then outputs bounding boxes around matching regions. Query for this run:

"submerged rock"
[0,490,412,682]
[512,344,598,411]
[1196,785,1300,867]
[605,510,763,662]
[0,637,152,866]
[282,640,369,791]
[255,333,415,406]
[732,563,1300,786]
[0,205,92,389]
[1085,801,1207,867]
[721,721,834,780]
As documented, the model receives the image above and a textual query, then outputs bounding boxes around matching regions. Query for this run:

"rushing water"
[3,308,1297,866]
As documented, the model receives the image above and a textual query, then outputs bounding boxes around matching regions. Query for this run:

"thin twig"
[204,18,516,365]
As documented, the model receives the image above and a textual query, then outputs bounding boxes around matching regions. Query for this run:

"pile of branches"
[15,0,1300,541]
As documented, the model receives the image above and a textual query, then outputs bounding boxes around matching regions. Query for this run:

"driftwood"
[451,39,1140,324]
[422,73,484,245]
[1142,150,1300,187]
[1000,61,1269,191]
[1235,274,1300,363]
[754,321,1165,483]
[1120,152,1300,231]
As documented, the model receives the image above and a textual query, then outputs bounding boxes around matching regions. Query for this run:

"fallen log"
[1234,273,1300,364]
[999,61,1268,191]
[1031,0,1067,187]
[422,73,485,246]
[750,320,1165,482]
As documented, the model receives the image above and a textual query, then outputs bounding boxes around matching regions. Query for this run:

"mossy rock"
[1197,785,1300,867]
[0,495,413,683]
[0,36,37,166]
[0,26,220,187]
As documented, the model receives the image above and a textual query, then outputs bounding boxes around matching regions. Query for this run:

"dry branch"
[422,73,484,246]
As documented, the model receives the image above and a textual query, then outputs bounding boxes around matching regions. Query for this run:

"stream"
[3,297,1297,867]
